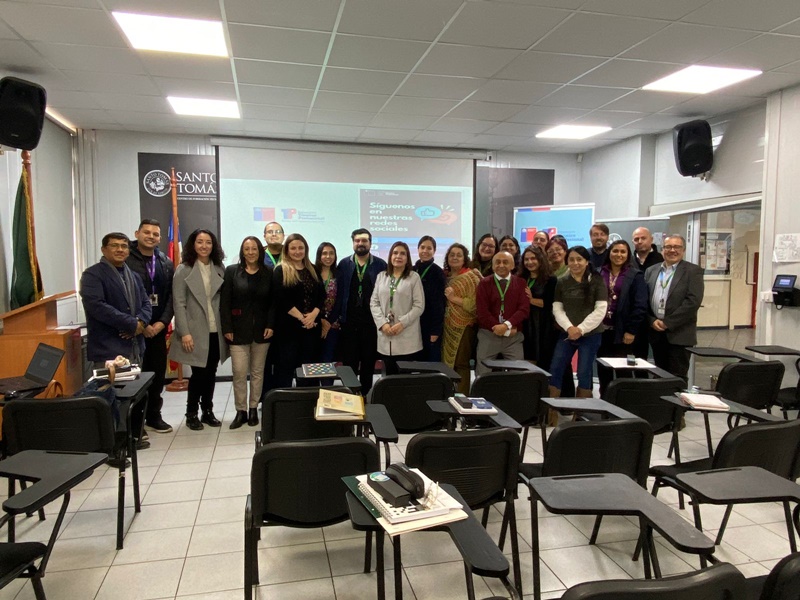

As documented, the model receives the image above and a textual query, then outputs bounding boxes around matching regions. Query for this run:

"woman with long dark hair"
[273,233,325,387]
[548,246,608,399]
[315,242,341,363]
[596,240,648,396]
[499,235,522,268]
[170,229,229,431]
[220,236,274,429]
[442,243,482,394]
[370,241,424,375]
[470,233,498,276]
[413,236,446,362]
[517,245,556,367]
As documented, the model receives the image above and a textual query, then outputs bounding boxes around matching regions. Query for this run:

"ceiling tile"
[57,106,118,124]
[0,40,52,71]
[0,20,17,39]
[241,104,307,122]
[492,0,584,8]
[495,52,607,83]
[89,93,171,113]
[573,59,682,89]
[61,70,161,95]
[238,84,314,107]
[718,71,800,97]
[508,105,590,124]
[484,122,547,136]
[138,54,232,82]
[601,90,690,112]
[625,114,703,131]
[682,0,800,33]
[241,119,306,135]
[440,2,570,50]
[369,113,437,129]
[535,85,631,110]
[103,0,222,20]
[46,89,101,108]
[382,96,460,117]
[328,35,429,72]
[228,24,330,64]
[320,68,405,95]
[414,130,476,144]
[621,23,758,64]
[571,110,647,127]
[33,42,145,74]
[2,67,77,92]
[360,127,420,141]
[470,80,561,104]
[702,34,800,71]
[468,134,531,148]
[9,0,97,7]
[580,0,699,20]
[313,90,390,112]
[225,0,339,31]
[447,100,526,121]
[152,77,236,100]
[396,74,486,100]
[533,13,668,57]
[338,0,463,42]
[416,44,522,78]
[428,118,499,133]
[660,95,763,118]
[304,123,365,138]
[234,60,321,88]
[308,109,374,126]
[0,4,125,46]
[775,20,800,36]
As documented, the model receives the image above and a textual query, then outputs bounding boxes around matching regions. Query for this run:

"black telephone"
[385,463,425,499]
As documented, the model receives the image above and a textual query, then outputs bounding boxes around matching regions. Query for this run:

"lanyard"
[354,255,369,295]
[389,276,399,309]
[324,274,332,288]
[145,254,156,282]
[494,276,509,316]
[527,277,536,290]
[266,252,278,268]
[419,263,432,281]
[658,269,674,290]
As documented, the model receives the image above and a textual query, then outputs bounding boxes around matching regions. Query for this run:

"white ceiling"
[2,0,800,153]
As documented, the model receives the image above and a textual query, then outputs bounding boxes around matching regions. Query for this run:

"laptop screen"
[25,344,66,383]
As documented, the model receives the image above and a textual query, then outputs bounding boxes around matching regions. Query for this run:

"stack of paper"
[315,388,365,420]
[679,393,730,411]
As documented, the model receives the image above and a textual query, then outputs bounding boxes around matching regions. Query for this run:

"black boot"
[201,409,221,427]
[248,408,259,427]
[185,413,204,431]
[230,410,247,430]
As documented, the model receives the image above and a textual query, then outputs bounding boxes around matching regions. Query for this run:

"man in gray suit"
[645,234,704,382]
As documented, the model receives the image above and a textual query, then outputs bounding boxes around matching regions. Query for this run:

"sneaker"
[185,414,204,431]
[135,439,151,450]
[141,431,149,441]
[145,418,173,434]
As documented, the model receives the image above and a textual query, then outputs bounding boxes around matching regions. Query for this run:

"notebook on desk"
[0,343,65,395]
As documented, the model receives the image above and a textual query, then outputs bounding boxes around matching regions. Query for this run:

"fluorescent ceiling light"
[536,125,611,139]
[113,12,227,57]
[643,65,761,94]
[168,97,240,118]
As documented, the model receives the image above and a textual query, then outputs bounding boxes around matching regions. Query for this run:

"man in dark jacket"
[127,219,175,434]
[81,232,151,365]
[632,227,664,364]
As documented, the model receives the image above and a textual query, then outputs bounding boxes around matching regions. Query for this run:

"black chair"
[714,361,785,423]
[469,371,549,456]
[650,419,800,550]
[367,373,453,433]
[405,428,523,597]
[772,363,800,420]
[560,561,746,599]
[515,419,653,552]
[1,397,133,548]
[256,387,354,447]
[602,377,686,434]
[244,437,380,600]
[746,551,800,600]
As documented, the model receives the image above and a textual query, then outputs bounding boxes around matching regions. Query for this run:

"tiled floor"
[3,327,797,600]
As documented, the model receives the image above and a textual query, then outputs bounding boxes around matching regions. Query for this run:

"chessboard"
[301,362,338,377]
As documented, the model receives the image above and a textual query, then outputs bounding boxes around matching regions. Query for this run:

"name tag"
[149,293,159,307]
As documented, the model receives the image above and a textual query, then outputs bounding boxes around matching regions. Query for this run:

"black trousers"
[131,329,168,435]
[274,326,321,388]
[187,333,220,415]
[380,352,418,376]
[341,319,378,395]
[650,330,690,383]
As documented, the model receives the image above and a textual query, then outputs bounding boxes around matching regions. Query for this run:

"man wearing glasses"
[80,232,152,368]
[644,234,704,382]
[262,222,284,268]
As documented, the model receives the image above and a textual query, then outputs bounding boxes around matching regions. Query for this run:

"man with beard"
[262,221,284,268]
[589,223,610,272]
[331,228,387,394]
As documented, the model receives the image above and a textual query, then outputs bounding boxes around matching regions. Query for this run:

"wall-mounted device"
[772,274,800,308]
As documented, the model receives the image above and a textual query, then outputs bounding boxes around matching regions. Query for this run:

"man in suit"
[645,234,704,382]
[475,251,530,376]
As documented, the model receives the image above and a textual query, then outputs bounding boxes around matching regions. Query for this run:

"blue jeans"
[549,332,602,391]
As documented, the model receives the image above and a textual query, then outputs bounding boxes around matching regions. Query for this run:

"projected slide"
[220,179,471,264]
[514,204,595,248]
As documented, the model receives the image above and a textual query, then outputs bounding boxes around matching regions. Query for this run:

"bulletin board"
[699,229,733,276]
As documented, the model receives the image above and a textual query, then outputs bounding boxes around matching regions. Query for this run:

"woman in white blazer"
[169,229,230,431]
[370,241,425,375]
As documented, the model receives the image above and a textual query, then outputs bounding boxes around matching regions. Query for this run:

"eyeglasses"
[106,243,129,250]
[663,245,684,251]
[265,229,284,235]
[480,243,496,250]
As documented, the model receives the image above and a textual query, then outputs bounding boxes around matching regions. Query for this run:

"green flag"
[10,169,43,309]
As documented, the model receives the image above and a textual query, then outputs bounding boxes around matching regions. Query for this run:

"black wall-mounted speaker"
[672,119,713,177]
[0,77,47,151]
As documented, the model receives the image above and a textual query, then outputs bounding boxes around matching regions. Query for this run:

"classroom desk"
[596,357,674,380]
[295,364,362,394]
[480,359,550,377]
[528,473,715,600]
[686,347,756,388]
[395,361,461,383]
[425,400,523,432]
[541,397,640,421]
[345,483,514,600]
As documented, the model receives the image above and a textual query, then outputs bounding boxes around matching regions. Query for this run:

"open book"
[315,388,365,420]
[679,392,730,411]
[343,470,467,536]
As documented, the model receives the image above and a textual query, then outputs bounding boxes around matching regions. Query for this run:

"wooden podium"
[0,291,82,395]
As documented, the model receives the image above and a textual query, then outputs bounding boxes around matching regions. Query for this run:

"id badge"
[387,311,395,324]
[658,297,665,310]
[498,312,504,323]
[149,293,159,307]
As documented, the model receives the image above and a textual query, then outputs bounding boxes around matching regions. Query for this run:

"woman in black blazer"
[517,245,557,367]
[596,240,649,397]
[220,237,275,429]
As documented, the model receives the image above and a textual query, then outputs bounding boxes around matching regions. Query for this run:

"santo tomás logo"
[143,170,171,197]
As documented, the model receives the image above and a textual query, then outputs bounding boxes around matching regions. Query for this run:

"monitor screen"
[773,274,797,290]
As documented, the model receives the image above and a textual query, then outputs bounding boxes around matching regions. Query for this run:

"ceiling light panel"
[536,125,612,139]
[167,97,240,118]
[113,12,227,57]
[643,65,761,94]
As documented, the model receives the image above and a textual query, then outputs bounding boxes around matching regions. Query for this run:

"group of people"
[79,217,704,435]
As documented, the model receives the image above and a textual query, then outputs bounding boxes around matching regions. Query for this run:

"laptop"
[0,343,65,396]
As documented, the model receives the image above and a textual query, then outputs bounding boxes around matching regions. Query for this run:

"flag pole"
[165,166,189,392]
[21,150,43,301]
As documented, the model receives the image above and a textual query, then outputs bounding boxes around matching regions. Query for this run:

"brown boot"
[576,387,594,398]
[547,385,560,426]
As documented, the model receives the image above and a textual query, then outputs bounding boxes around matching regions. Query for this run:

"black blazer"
[273,265,326,337]
[607,267,648,344]
[645,260,705,346]
[522,276,557,366]
[220,264,276,345]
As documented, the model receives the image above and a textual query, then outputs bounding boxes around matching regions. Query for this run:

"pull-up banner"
[137,152,219,251]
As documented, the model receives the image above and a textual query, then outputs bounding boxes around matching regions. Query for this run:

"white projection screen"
[218,145,474,265]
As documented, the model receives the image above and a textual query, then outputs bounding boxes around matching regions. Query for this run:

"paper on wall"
[774,233,800,263]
